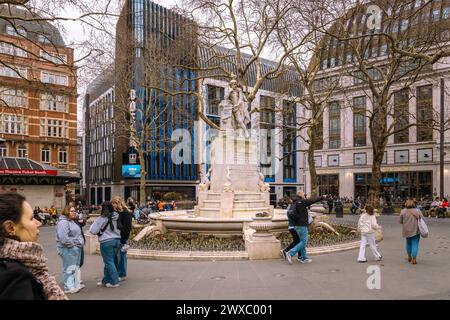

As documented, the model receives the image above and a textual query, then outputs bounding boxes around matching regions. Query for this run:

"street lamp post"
[440,79,445,200]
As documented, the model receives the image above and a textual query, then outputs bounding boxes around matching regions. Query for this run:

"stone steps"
[232,207,270,214]
[234,193,262,201]
[233,200,266,208]
[203,200,221,208]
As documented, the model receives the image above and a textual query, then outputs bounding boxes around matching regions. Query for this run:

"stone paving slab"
[38,215,450,300]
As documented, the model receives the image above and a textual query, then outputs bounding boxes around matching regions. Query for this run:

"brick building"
[0,5,79,209]
[0,5,77,170]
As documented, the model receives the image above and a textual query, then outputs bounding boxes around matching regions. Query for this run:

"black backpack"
[97,212,123,237]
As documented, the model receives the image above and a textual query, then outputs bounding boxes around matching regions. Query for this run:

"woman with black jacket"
[0,193,67,300]
[111,196,133,281]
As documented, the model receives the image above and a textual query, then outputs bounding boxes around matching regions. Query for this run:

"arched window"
[58,146,67,163]
[41,146,50,163]
[17,144,27,158]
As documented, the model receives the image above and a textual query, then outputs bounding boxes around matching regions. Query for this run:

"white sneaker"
[96,282,105,287]
[300,258,312,264]
[105,283,120,288]
[64,288,80,294]
[119,277,126,281]
[79,284,86,290]
[286,253,292,265]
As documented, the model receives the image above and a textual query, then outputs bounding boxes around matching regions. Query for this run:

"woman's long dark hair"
[100,201,116,231]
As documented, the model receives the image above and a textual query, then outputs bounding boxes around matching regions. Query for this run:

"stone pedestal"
[210,133,259,193]
[244,216,281,260]
[84,233,99,254]
[195,130,273,219]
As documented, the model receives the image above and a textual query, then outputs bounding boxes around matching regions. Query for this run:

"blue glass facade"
[129,0,197,181]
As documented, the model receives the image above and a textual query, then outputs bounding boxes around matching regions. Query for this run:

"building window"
[0,144,7,157]
[329,101,341,149]
[41,146,50,163]
[283,100,296,181]
[401,19,409,30]
[40,50,67,64]
[0,114,28,134]
[432,9,441,21]
[314,156,322,168]
[58,147,67,163]
[40,93,68,112]
[37,34,51,44]
[443,7,450,19]
[6,25,27,37]
[40,119,69,138]
[317,174,339,197]
[354,152,367,165]
[353,96,366,147]
[394,89,410,144]
[0,87,27,108]
[206,85,223,126]
[328,155,339,167]
[416,85,433,142]
[41,71,68,86]
[395,150,409,163]
[17,144,27,158]
[0,65,27,79]
[260,95,276,180]
[0,42,27,57]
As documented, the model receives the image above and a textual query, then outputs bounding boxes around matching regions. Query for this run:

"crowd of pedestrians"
[0,190,436,299]
[281,192,430,266]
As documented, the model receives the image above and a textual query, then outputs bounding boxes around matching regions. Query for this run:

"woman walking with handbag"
[357,206,382,263]
[400,199,425,265]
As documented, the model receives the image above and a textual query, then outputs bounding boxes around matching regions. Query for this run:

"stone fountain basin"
[149,209,288,236]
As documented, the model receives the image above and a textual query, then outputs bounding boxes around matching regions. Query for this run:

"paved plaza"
[40,215,450,300]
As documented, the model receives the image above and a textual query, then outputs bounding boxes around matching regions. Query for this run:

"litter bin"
[334,200,343,218]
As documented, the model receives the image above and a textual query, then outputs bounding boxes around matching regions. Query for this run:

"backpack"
[97,212,122,237]
[287,202,296,217]
[287,200,313,225]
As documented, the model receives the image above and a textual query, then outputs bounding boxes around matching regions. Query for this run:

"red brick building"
[0,5,77,171]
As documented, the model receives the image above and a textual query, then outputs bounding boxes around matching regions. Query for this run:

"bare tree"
[275,0,347,197]
[324,0,449,206]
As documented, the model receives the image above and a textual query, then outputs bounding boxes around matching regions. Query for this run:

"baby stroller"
[136,207,152,225]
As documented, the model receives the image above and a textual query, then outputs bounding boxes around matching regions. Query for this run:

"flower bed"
[129,224,358,252]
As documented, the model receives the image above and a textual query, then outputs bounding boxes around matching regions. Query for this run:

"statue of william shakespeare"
[219,79,251,138]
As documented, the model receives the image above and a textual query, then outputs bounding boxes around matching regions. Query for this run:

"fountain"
[128,79,360,259]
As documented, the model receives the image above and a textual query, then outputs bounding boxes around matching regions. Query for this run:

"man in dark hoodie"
[285,191,325,264]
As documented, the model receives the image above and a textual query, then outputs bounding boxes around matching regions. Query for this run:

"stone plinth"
[209,133,259,193]
[245,237,281,260]
[84,233,99,254]
[195,130,273,219]
[244,216,281,260]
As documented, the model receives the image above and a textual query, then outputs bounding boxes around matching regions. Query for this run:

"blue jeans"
[287,226,309,260]
[100,239,120,285]
[117,241,128,278]
[57,246,81,291]
[406,234,421,259]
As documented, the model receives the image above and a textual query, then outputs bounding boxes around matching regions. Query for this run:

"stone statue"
[223,166,234,192]
[258,172,270,193]
[219,79,251,137]
[199,168,212,191]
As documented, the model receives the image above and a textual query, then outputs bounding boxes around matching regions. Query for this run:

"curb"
[118,240,362,261]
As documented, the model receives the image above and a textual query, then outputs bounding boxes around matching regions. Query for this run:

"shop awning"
[0,157,81,184]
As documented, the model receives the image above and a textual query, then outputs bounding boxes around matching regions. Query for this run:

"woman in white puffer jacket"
[357,205,382,263]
